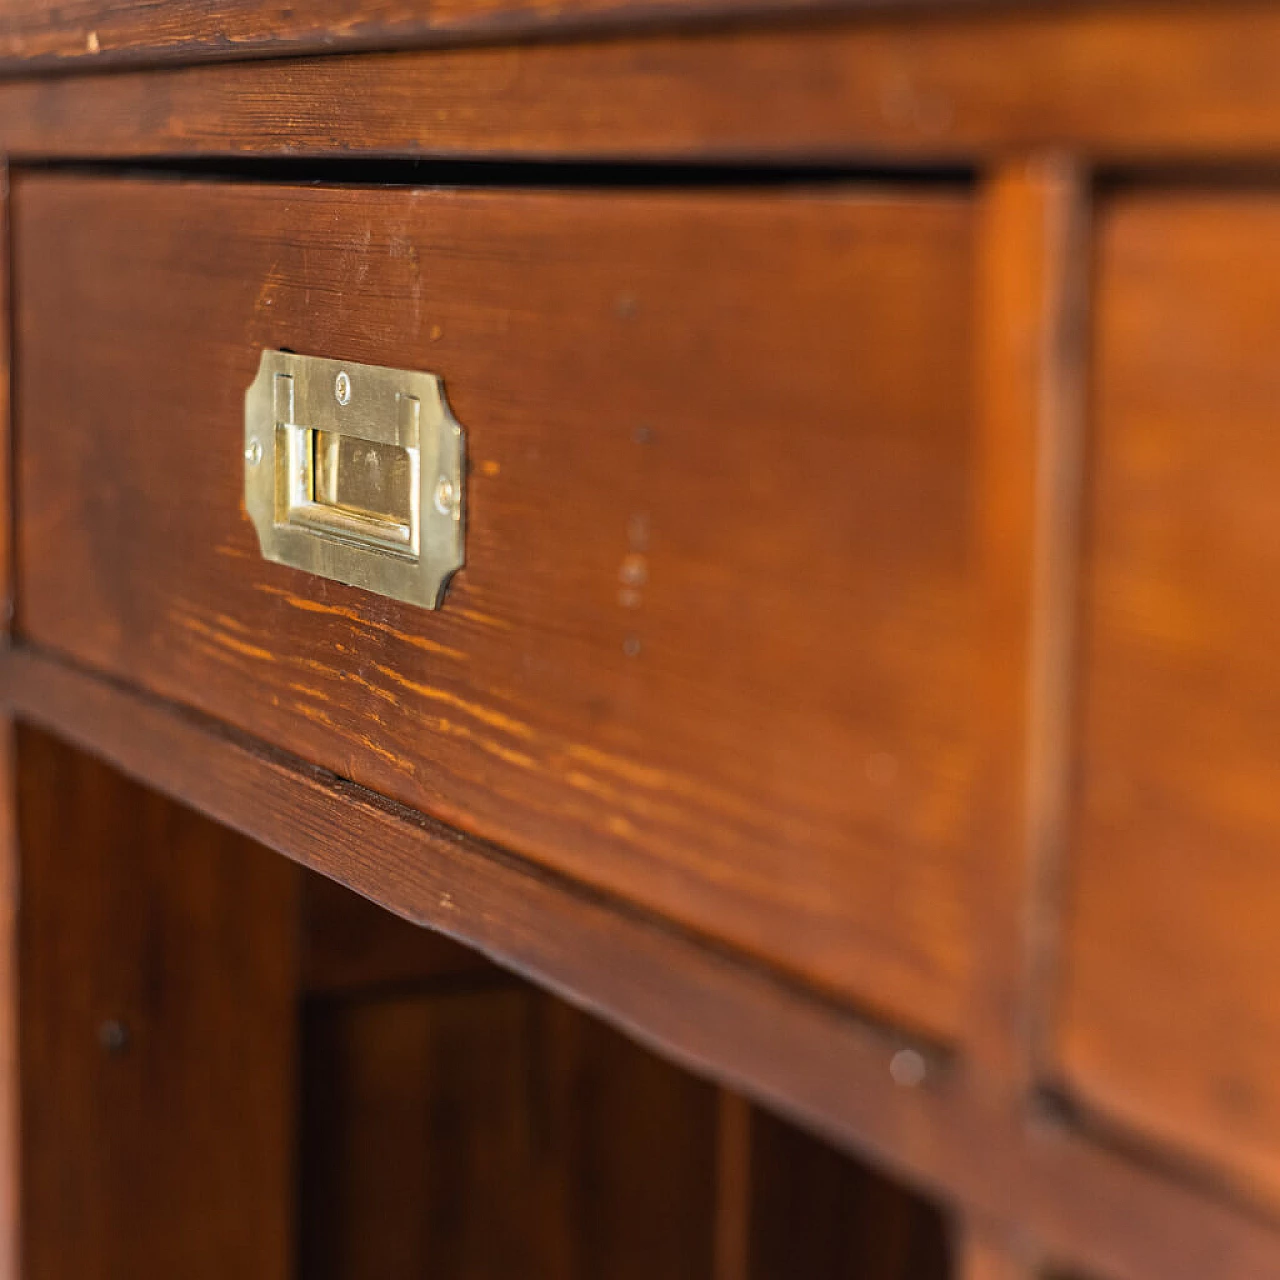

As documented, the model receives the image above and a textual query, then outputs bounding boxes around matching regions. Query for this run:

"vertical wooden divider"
[712,1090,753,1280]
[18,728,300,1279]
[966,156,1090,1270]
[0,719,15,1280]
[0,156,17,1280]
[972,154,1089,1087]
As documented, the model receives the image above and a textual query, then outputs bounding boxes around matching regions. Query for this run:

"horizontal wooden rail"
[0,0,988,75]
[2,6,1280,162]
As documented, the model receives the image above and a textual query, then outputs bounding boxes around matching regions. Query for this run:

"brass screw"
[334,371,352,405]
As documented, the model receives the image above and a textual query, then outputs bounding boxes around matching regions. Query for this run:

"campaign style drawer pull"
[244,350,465,610]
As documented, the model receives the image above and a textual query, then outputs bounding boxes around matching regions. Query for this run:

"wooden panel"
[302,865,493,995]
[1057,190,1280,1205]
[0,163,10,642]
[0,722,15,1280]
[302,982,716,1278]
[15,175,977,1039]
[0,0,993,73]
[9,8,1280,163]
[12,651,1280,1280]
[0,167,14,1280]
[747,1104,949,1279]
[713,1092,753,1280]
[17,724,298,1278]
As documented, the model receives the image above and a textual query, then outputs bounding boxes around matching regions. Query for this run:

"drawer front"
[1058,192,1280,1196]
[15,176,976,1038]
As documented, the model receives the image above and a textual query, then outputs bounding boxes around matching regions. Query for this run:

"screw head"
[334,371,352,405]
[433,476,456,515]
[98,1019,131,1055]
[245,438,262,466]
[889,1048,927,1088]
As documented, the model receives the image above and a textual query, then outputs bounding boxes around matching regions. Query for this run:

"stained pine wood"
[0,163,9,642]
[0,0,991,73]
[0,166,14,1280]
[747,1104,949,1278]
[0,722,15,1280]
[302,981,718,1279]
[11,649,1280,1280]
[302,865,492,995]
[17,724,299,1279]
[300,878,949,1280]
[713,1092,753,1280]
[970,157,1087,1088]
[5,8,1280,162]
[15,174,977,1039]
[1055,189,1280,1208]
[0,646,952,1204]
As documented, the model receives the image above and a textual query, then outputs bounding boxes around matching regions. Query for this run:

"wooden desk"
[2,3,1280,1277]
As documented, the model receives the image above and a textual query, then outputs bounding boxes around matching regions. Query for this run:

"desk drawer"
[1058,191,1280,1199]
[15,175,976,1039]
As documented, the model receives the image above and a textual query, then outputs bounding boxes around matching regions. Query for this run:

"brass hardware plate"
[244,351,465,609]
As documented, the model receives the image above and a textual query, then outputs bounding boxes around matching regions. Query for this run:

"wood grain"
[17,724,299,1279]
[9,648,1280,1280]
[747,1103,949,1278]
[302,864,493,995]
[970,156,1087,1089]
[1055,189,1280,1209]
[0,163,9,646]
[0,166,13,1280]
[14,174,978,1039]
[0,649,964,1242]
[713,1092,753,1280]
[0,0,1006,74]
[5,8,1280,162]
[0,723,15,1280]
[302,980,718,1279]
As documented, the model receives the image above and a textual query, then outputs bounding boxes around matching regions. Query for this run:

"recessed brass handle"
[244,350,465,609]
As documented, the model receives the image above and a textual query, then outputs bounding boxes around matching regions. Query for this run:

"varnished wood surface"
[302,865,492,995]
[7,4,1280,1273]
[0,0,1008,74]
[0,723,15,1280]
[10,647,1280,1280]
[8,8,1280,161]
[711,1093,950,1280]
[747,1104,949,1278]
[17,724,299,1279]
[0,166,14,1280]
[303,981,718,1279]
[970,157,1086,1091]
[1055,189,1280,1210]
[301,878,945,1280]
[15,174,977,1039]
[713,1092,753,1280]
